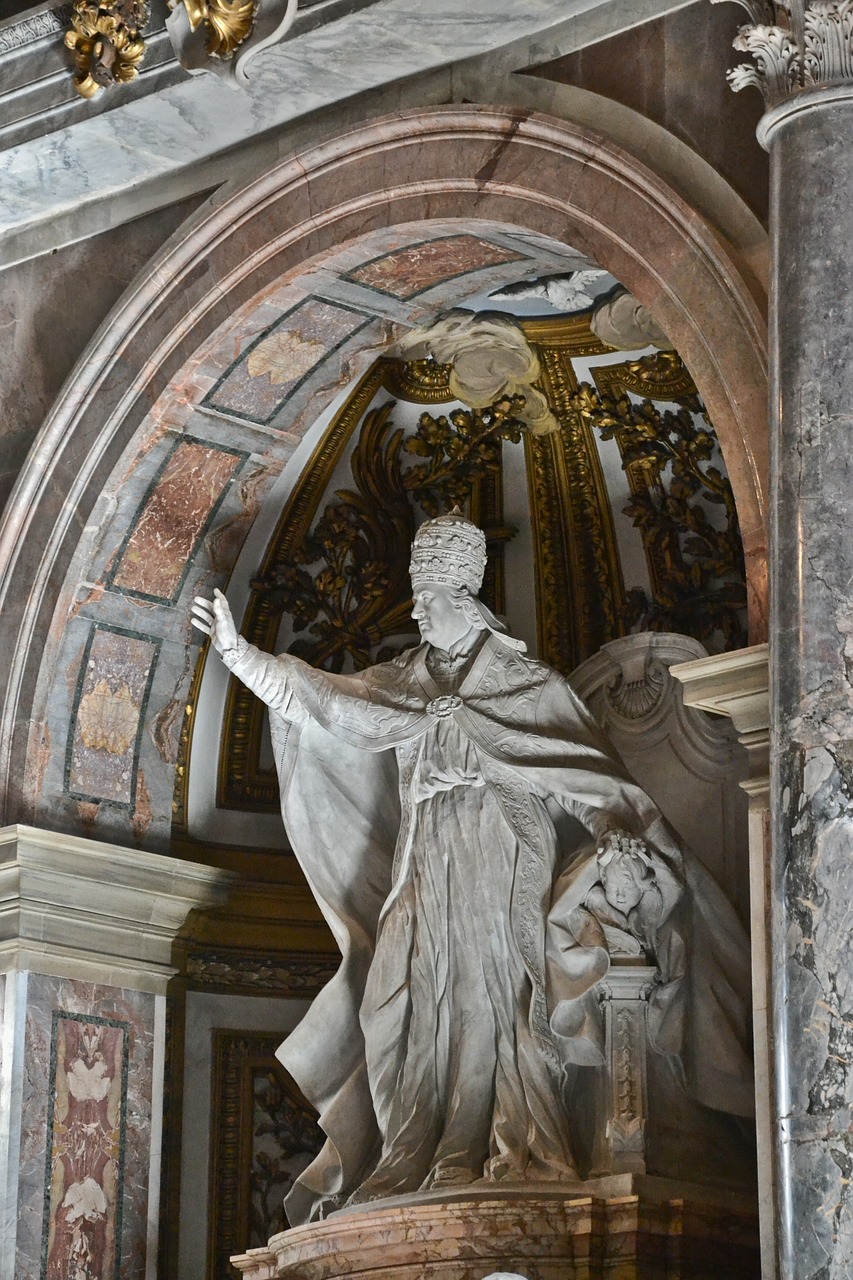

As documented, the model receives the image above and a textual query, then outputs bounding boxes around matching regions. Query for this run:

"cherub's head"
[599,842,657,915]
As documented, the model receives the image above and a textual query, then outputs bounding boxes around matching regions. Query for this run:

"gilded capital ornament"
[715,0,853,105]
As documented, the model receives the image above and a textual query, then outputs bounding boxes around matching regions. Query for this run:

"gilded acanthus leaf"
[65,0,148,97]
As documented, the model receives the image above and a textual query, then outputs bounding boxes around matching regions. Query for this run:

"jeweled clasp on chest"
[426,694,462,718]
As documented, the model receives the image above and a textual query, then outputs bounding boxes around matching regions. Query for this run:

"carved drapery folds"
[716,0,853,105]
[396,311,561,437]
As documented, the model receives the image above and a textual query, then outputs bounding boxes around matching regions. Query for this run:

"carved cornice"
[717,0,853,107]
[0,6,71,54]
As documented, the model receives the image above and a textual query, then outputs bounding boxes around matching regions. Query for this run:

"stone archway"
[0,104,768,831]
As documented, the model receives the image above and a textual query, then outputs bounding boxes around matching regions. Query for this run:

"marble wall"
[532,0,768,226]
[343,234,525,300]
[0,194,206,519]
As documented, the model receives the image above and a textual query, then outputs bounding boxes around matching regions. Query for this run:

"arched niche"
[0,105,768,847]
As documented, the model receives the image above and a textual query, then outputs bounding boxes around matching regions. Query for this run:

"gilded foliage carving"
[249,1069,323,1244]
[181,0,256,58]
[571,363,747,651]
[65,0,148,97]
[253,392,526,672]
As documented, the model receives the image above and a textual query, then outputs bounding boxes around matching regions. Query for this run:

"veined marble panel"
[343,235,526,300]
[42,1011,129,1280]
[65,625,160,808]
[109,438,246,604]
[203,298,371,425]
[16,975,156,1280]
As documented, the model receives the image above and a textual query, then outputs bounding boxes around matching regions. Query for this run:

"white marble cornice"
[0,824,233,992]
[715,0,853,112]
[670,642,769,737]
[0,0,706,266]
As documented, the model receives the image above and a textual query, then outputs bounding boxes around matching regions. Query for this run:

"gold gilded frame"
[522,315,627,673]
[206,1031,320,1280]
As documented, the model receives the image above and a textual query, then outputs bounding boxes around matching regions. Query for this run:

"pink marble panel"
[205,297,369,424]
[15,976,156,1280]
[66,626,159,807]
[110,438,244,602]
[343,234,525,299]
[43,1013,127,1280]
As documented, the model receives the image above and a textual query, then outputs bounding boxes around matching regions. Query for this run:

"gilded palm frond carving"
[571,368,747,651]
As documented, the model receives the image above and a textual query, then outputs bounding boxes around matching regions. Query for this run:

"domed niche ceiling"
[177,226,747,846]
[42,219,748,853]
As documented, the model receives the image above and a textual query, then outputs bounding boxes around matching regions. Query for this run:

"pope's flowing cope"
[191,511,753,1225]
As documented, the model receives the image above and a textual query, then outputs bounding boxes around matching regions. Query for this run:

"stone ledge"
[0,823,233,992]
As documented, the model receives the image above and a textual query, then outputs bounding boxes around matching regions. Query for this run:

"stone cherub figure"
[192,511,753,1225]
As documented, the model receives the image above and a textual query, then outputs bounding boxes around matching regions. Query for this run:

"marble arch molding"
[0,104,769,845]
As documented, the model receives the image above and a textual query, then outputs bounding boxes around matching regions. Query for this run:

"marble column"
[721,4,853,1273]
[0,824,230,1280]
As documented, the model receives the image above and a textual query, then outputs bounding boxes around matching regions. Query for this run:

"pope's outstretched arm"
[190,588,238,654]
[190,589,306,721]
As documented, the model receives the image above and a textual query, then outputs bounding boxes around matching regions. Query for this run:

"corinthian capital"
[715,0,853,105]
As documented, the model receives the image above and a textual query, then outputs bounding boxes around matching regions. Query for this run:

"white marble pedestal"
[230,1178,759,1279]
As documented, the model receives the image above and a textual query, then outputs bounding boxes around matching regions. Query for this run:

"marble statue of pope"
[191,511,753,1225]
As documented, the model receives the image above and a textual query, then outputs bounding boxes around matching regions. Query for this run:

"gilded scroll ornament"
[65,0,148,98]
[166,0,294,84]
[173,0,255,58]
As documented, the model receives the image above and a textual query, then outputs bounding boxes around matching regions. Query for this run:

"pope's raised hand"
[191,588,239,655]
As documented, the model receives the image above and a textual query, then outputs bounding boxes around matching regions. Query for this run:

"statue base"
[230,1176,759,1279]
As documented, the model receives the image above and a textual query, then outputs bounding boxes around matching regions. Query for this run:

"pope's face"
[411,584,472,652]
